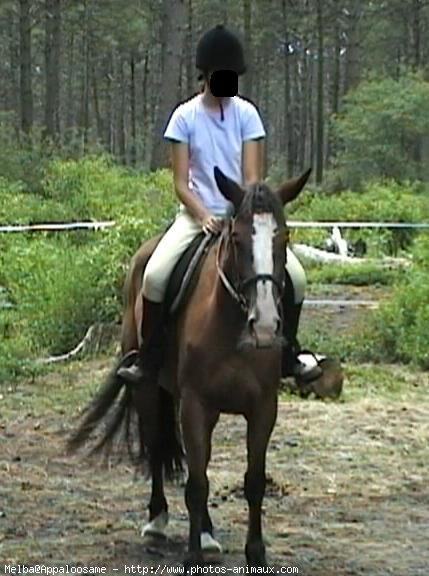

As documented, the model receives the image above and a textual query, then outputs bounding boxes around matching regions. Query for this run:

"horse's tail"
[66,356,183,479]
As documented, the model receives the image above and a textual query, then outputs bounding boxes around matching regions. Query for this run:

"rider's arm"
[170,141,211,225]
[242,138,265,185]
[241,100,266,185]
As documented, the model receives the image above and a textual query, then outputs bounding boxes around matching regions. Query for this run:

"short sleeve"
[241,102,266,141]
[164,106,189,143]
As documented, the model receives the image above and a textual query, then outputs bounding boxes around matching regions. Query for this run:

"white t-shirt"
[164,94,266,216]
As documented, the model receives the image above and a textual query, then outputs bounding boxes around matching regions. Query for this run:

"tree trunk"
[332,16,341,116]
[79,0,90,152]
[327,10,341,166]
[106,50,114,154]
[118,57,127,165]
[91,64,103,143]
[297,45,308,172]
[43,0,61,143]
[142,49,149,165]
[19,0,33,135]
[262,51,271,177]
[315,0,324,184]
[412,0,421,70]
[411,1,422,170]
[130,51,137,166]
[282,0,293,178]
[65,29,75,139]
[344,2,361,92]
[186,0,194,96]
[308,54,315,175]
[150,0,186,170]
[242,0,252,98]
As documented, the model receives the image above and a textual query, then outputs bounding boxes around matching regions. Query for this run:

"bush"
[305,260,404,286]
[42,155,176,222]
[363,236,429,368]
[289,179,426,257]
[0,157,178,382]
[331,72,429,187]
[0,122,53,195]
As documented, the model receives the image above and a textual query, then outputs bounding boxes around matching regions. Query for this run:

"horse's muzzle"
[238,318,284,351]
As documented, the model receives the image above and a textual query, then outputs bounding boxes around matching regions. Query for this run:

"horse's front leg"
[244,396,278,567]
[181,391,219,570]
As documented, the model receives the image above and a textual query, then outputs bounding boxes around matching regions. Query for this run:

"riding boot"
[117,297,165,386]
[281,300,323,382]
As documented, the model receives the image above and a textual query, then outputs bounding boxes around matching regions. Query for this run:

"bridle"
[215,217,287,314]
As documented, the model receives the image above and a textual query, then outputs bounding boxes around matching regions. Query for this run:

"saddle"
[164,232,216,316]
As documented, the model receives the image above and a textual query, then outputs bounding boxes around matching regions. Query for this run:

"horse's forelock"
[238,183,284,225]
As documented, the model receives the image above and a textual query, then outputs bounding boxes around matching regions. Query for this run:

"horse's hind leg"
[181,393,219,568]
[244,397,277,567]
[133,382,169,540]
[141,457,169,539]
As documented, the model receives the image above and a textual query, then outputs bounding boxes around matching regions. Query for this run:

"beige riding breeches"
[142,210,306,305]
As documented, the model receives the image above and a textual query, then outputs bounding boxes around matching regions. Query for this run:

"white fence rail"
[1,220,428,233]
[0,221,116,233]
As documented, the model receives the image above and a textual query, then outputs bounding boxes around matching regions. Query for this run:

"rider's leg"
[282,248,323,381]
[117,210,202,385]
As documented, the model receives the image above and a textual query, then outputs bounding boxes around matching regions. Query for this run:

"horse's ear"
[214,166,244,212]
[277,168,312,205]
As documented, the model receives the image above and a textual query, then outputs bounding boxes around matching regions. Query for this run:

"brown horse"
[67,167,311,568]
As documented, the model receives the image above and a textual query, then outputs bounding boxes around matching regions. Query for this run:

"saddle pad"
[164,232,215,316]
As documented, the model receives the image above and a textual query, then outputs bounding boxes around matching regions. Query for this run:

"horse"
[67,166,311,568]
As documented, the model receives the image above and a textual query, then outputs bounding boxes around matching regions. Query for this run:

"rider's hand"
[202,215,224,236]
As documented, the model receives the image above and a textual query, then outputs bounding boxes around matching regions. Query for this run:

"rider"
[118,24,321,386]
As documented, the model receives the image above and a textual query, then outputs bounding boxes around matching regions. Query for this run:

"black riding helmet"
[196,24,246,76]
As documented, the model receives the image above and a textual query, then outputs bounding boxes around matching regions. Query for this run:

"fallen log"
[293,244,411,267]
[37,323,120,364]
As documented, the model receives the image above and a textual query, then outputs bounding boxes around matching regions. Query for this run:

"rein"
[216,227,248,312]
[215,220,285,314]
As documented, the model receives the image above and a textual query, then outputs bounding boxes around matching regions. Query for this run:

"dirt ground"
[1,287,428,575]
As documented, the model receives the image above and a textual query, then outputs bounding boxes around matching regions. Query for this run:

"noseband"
[215,219,286,314]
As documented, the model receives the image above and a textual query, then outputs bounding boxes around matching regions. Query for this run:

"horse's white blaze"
[252,213,278,329]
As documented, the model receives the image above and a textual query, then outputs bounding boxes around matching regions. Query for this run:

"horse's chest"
[186,351,278,415]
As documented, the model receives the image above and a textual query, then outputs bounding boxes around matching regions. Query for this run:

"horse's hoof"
[183,554,204,574]
[141,510,169,540]
[201,532,222,553]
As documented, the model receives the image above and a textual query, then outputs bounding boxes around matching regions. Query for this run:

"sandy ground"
[1,357,428,576]
[1,285,428,575]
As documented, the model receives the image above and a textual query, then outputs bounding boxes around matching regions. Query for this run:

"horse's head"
[214,166,311,349]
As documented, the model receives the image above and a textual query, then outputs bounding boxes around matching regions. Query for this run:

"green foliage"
[363,235,429,368]
[0,157,177,382]
[305,261,404,286]
[303,235,429,369]
[0,123,53,195]
[332,73,429,187]
[1,155,427,382]
[41,155,176,222]
[289,179,427,256]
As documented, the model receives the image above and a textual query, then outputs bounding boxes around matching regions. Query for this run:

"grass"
[304,260,407,286]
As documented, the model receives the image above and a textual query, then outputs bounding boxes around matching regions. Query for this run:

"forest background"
[0,0,428,381]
